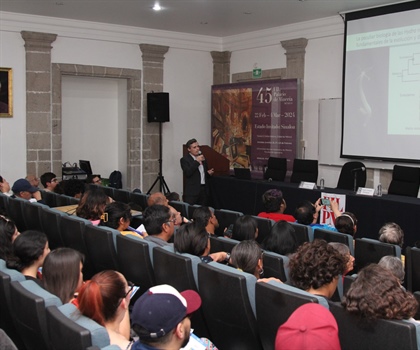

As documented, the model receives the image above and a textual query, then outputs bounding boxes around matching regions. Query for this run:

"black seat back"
[388,165,420,197]
[197,262,262,350]
[6,196,27,232]
[113,189,130,203]
[253,216,274,244]
[289,222,312,246]
[84,225,119,274]
[209,236,239,254]
[313,228,354,255]
[214,209,243,236]
[116,234,156,293]
[256,281,321,350]
[329,301,417,350]
[40,207,65,250]
[406,247,420,292]
[22,200,46,231]
[354,238,398,273]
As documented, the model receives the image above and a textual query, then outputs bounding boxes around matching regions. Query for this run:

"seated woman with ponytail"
[6,230,50,285]
[75,270,134,349]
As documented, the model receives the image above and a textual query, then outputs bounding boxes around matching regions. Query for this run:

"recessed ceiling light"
[153,3,162,11]
[200,21,208,25]
[243,12,252,15]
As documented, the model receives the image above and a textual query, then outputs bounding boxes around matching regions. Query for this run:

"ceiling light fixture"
[153,3,162,11]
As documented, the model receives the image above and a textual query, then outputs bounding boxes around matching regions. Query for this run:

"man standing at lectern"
[180,138,214,205]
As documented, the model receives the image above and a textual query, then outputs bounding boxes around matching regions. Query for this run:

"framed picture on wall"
[0,68,13,117]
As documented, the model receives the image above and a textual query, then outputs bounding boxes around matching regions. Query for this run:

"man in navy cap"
[11,178,43,203]
[131,284,202,350]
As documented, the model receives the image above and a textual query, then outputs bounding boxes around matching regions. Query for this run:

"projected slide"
[342,2,420,162]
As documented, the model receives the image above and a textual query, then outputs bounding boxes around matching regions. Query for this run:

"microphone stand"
[353,172,357,192]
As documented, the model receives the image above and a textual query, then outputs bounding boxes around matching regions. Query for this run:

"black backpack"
[109,170,122,189]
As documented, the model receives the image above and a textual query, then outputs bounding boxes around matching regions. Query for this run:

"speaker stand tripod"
[147,122,170,194]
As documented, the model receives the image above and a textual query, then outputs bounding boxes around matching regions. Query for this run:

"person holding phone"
[294,199,338,231]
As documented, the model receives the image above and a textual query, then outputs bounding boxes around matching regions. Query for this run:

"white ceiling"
[0,0,411,37]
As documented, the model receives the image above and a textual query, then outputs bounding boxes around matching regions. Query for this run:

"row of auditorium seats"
[2,233,419,350]
[2,195,420,349]
[264,157,420,197]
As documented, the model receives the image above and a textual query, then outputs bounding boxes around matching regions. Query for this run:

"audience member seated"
[143,205,175,247]
[334,212,358,238]
[261,220,298,256]
[86,174,102,186]
[76,270,133,349]
[343,264,417,321]
[275,303,341,350]
[174,222,229,263]
[230,240,281,283]
[76,187,110,225]
[379,222,405,264]
[42,247,84,303]
[294,199,337,231]
[257,189,295,222]
[0,215,19,260]
[147,192,169,207]
[40,172,58,192]
[60,179,85,198]
[6,230,50,286]
[100,202,145,238]
[25,174,40,188]
[11,178,44,203]
[378,255,405,286]
[192,206,219,235]
[329,242,355,277]
[289,240,346,300]
[165,192,181,202]
[131,284,202,350]
[0,175,12,196]
[379,222,404,248]
[231,215,258,241]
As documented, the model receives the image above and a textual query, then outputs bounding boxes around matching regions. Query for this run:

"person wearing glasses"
[75,270,134,349]
[86,174,102,186]
[40,172,58,192]
[143,205,175,247]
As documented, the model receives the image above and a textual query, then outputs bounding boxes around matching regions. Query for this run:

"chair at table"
[405,246,420,292]
[256,280,328,350]
[253,216,275,244]
[263,157,287,182]
[289,222,313,245]
[290,159,318,184]
[84,225,119,274]
[198,262,263,350]
[336,161,367,190]
[153,246,210,338]
[388,165,420,197]
[354,238,400,273]
[10,280,62,350]
[313,228,354,255]
[209,235,239,254]
[47,303,111,350]
[116,234,156,293]
[329,301,418,350]
[0,264,26,349]
[214,208,243,236]
[22,200,47,231]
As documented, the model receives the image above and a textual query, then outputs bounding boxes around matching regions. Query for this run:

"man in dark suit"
[180,138,214,205]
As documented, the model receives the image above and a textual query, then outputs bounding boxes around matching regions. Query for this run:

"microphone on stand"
[351,166,366,172]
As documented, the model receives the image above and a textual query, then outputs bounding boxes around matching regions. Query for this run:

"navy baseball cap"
[131,284,201,340]
[12,179,39,193]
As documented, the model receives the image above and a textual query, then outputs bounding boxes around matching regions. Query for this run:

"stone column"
[280,38,308,79]
[211,51,231,85]
[21,31,57,176]
[139,44,169,192]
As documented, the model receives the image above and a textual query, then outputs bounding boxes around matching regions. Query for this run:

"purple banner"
[211,79,298,177]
